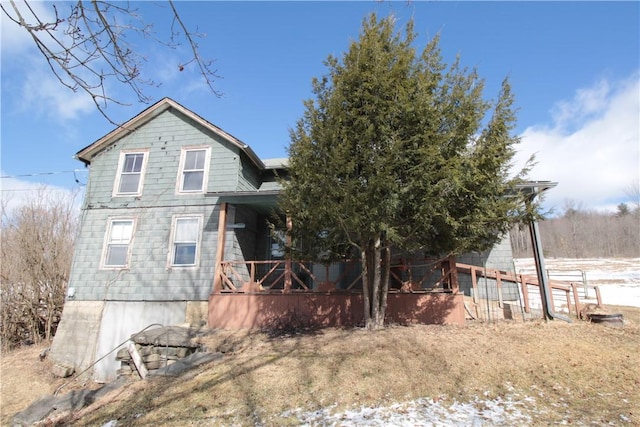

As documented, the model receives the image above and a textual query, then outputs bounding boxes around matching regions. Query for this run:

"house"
[49,98,516,382]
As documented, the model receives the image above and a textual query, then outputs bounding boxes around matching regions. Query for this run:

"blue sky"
[2,1,639,214]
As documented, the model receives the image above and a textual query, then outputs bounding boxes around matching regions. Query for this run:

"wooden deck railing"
[216,259,365,293]
[213,258,603,321]
[456,263,602,318]
[214,257,459,294]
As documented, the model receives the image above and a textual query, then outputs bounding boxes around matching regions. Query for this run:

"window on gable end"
[103,219,135,268]
[170,216,202,266]
[178,147,210,193]
[114,151,148,196]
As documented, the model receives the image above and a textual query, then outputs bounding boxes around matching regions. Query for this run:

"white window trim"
[113,149,149,197]
[175,146,211,194]
[101,217,136,270]
[167,214,203,268]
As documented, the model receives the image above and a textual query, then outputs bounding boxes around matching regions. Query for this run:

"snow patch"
[283,394,535,426]
[514,258,640,308]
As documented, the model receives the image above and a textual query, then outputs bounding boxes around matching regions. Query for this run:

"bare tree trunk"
[361,241,371,328]
[370,236,381,328]
[361,233,390,330]
[378,245,391,326]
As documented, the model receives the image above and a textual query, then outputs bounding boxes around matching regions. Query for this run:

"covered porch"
[207,195,465,327]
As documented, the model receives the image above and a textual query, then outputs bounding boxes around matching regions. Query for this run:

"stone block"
[156,346,177,357]
[116,348,130,360]
[132,326,199,347]
[145,358,167,370]
[138,345,155,356]
[52,364,74,378]
[142,353,163,363]
[176,347,191,358]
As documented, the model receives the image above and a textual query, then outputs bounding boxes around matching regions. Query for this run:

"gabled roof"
[75,97,265,169]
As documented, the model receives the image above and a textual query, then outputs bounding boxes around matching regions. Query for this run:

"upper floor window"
[114,151,148,196]
[103,218,135,268]
[177,147,210,193]
[169,216,202,267]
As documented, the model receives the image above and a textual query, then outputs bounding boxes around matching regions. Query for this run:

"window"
[170,216,202,266]
[177,147,210,193]
[269,230,286,259]
[114,151,148,196]
[103,219,134,268]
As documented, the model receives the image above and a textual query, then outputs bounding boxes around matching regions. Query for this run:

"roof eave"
[74,98,266,170]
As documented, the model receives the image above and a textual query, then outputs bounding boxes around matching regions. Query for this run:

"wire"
[73,170,86,186]
[1,169,87,191]
[0,170,87,179]
[0,188,54,192]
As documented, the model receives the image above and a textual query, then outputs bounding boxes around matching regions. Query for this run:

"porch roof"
[515,181,558,202]
[205,190,281,214]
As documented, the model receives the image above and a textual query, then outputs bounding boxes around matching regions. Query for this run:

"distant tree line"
[1,189,78,351]
[511,200,640,258]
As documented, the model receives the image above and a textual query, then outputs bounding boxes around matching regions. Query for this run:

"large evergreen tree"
[280,14,530,329]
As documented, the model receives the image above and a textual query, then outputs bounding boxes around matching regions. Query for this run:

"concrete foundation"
[51,301,189,383]
[49,301,105,379]
[93,302,187,382]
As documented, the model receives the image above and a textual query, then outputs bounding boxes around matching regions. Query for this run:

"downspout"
[525,195,571,323]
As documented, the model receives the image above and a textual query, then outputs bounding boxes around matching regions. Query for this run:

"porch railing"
[456,263,602,319]
[214,257,459,294]
[214,258,604,321]
[216,259,361,293]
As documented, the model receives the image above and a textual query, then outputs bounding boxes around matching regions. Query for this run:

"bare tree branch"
[169,0,222,97]
[1,0,221,125]
[624,181,640,210]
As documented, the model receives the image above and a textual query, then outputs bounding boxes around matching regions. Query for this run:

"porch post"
[448,255,459,294]
[212,202,228,294]
[284,215,292,293]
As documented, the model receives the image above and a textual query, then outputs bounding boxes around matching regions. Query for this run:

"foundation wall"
[208,292,465,329]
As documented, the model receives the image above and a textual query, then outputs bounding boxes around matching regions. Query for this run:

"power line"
[1,169,87,192]
[0,170,87,179]
[1,188,66,193]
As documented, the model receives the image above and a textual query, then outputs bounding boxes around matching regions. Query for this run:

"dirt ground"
[2,307,639,426]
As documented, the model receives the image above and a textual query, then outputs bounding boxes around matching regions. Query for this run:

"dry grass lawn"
[2,307,639,426]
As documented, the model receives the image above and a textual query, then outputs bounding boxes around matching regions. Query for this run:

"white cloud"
[550,79,611,131]
[19,63,97,120]
[514,72,640,214]
[0,1,55,54]
[2,2,97,121]
[1,176,84,218]
[2,2,134,122]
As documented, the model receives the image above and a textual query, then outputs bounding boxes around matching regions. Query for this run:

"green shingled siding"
[83,109,255,209]
[238,155,261,191]
[69,108,265,302]
[69,205,221,301]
